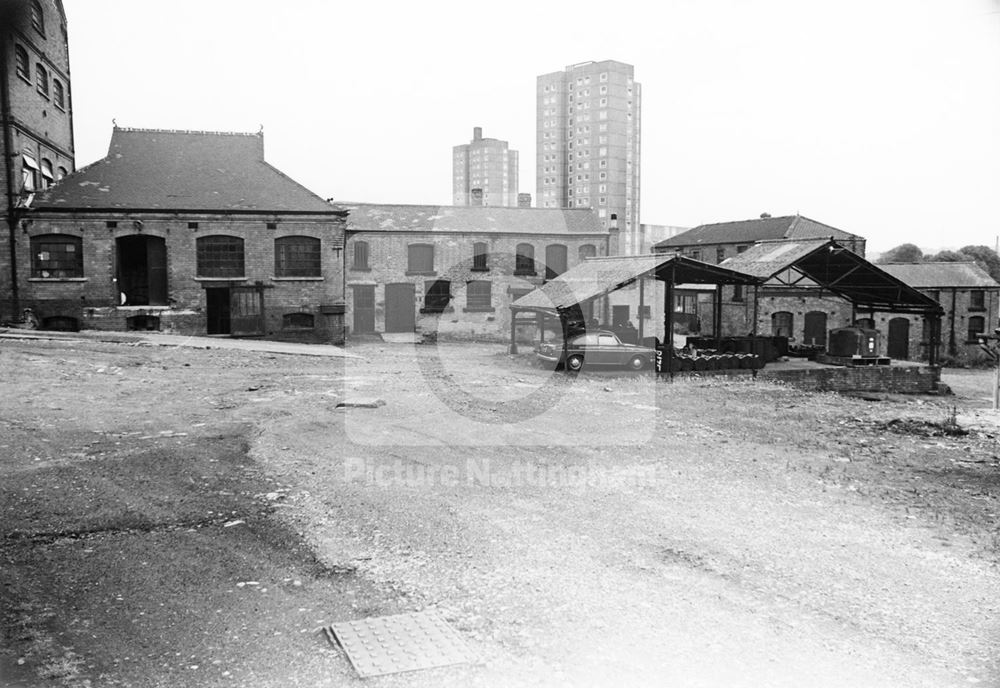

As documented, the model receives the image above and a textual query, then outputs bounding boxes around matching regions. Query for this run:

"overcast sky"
[64,0,1000,253]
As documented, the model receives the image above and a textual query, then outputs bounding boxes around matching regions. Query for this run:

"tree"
[927,249,966,262]
[957,245,1000,282]
[877,243,923,263]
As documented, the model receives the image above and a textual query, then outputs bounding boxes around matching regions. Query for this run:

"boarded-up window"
[545,244,567,279]
[275,236,321,277]
[472,242,488,271]
[515,243,535,275]
[197,235,244,277]
[579,244,597,261]
[408,244,434,273]
[970,290,985,310]
[353,241,369,270]
[31,234,83,278]
[467,280,491,309]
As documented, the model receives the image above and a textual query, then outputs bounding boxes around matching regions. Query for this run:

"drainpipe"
[0,39,20,316]
[949,288,957,357]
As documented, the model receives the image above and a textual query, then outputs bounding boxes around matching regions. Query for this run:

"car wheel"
[566,354,584,372]
[627,355,646,371]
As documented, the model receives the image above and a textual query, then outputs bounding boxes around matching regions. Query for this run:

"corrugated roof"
[512,253,761,311]
[33,127,344,214]
[879,262,1000,289]
[655,215,861,248]
[343,203,606,235]
[723,239,942,313]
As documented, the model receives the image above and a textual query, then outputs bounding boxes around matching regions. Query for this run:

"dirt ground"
[1,334,998,687]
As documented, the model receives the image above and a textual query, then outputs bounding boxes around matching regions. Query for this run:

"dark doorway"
[353,285,375,333]
[803,311,828,347]
[612,305,629,329]
[385,283,415,332]
[888,317,910,359]
[116,235,167,305]
[206,288,231,335]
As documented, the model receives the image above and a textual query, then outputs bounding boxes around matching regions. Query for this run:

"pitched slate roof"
[343,203,606,235]
[512,254,761,312]
[655,215,861,249]
[878,262,1000,289]
[33,127,345,215]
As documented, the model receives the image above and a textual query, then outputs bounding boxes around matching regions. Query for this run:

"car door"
[595,333,621,365]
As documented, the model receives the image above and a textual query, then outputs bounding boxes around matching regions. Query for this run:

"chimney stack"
[471,188,484,206]
[608,213,621,256]
[473,127,482,141]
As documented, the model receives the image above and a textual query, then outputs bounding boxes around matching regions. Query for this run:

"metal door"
[385,283,415,333]
[803,311,828,347]
[888,317,910,359]
[230,286,265,336]
[353,285,375,333]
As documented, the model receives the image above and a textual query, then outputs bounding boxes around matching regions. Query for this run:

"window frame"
[53,79,65,110]
[422,279,451,313]
[969,289,985,311]
[967,315,986,344]
[35,63,49,97]
[406,243,435,275]
[196,235,245,278]
[471,242,489,271]
[274,235,322,278]
[14,45,30,81]
[352,240,370,271]
[514,243,536,276]
[30,0,45,35]
[465,280,493,311]
[31,233,83,279]
[771,311,794,339]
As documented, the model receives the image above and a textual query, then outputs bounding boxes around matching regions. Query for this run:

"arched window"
[472,242,488,271]
[968,316,986,344]
[56,166,68,180]
[352,240,370,270]
[35,64,48,96]
[771,311,793,338]
[196,235,244,277]
[53,79,65,109]
[40,158,53,188]
[14,45,29,80]
[274,236,321,277]
[578,244,597,261]
[545,243,567,279]
[30,0,45,34]
[31,234,83,278]
[515,243,535,275]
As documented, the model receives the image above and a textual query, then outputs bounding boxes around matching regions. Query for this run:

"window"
[21,154,38,192]
[283,312,315,329]
[30,0,44,34]
[733,284,744,302]
[423,280,451,312]
[188,221,199,229]
[970,290,985,311]
[515,243,535,275]
[40,158,53,188]
[14,45,29,81]
[53,79,64,109]
[466,280,492,309]
[968,315,986,343]
[579,244,597,261]
[407,243,434,274]
[716,247,726,263]
[196,235,244,277]
[689,250,702,261]
[31,234,82,278]
[36,64,48,97]
[772,312,794,338]
[57,166,67,180]
[106,221,118,229]
[266,222,278,230]
[353,240,370,270]
[275,236,321,277]
[472,242,488,271]
[545,244,567,280]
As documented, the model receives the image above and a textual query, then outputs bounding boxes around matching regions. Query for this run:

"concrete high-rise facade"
[536,60,640,253]
[452,127,519,207]
[1,0,75,316]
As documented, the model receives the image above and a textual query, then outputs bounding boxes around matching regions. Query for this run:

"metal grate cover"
[325,609,477,678]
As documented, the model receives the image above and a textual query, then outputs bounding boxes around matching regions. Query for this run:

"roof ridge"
[115,126,261,138]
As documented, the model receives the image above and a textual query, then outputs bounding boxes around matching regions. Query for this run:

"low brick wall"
[758,364,941,394]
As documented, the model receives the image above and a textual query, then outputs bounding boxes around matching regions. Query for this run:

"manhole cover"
[325,609,477,678]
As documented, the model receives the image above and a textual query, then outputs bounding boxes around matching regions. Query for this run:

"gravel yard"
[1,334,998,687]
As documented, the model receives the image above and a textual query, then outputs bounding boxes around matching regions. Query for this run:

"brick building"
[879,262,1000,362]
[654,216,867,345]
[3,126,348,341]
[342,204,608,341]
[2,0,75,317]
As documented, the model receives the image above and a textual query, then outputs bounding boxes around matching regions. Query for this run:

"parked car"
[535,330,656,371]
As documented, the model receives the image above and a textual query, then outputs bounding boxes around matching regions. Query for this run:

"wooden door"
[352,285,375,333]
[385,283,415,333]
[803,311,828,347]
[146,237,167,305]
[230,286,265,336]
[888,317,910,359]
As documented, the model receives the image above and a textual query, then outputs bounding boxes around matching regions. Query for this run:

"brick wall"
[759,364,941,394]
[345,231,607,341]
[2,210,346,342]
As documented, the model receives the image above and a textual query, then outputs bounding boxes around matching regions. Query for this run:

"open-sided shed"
[509,253,763,372]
